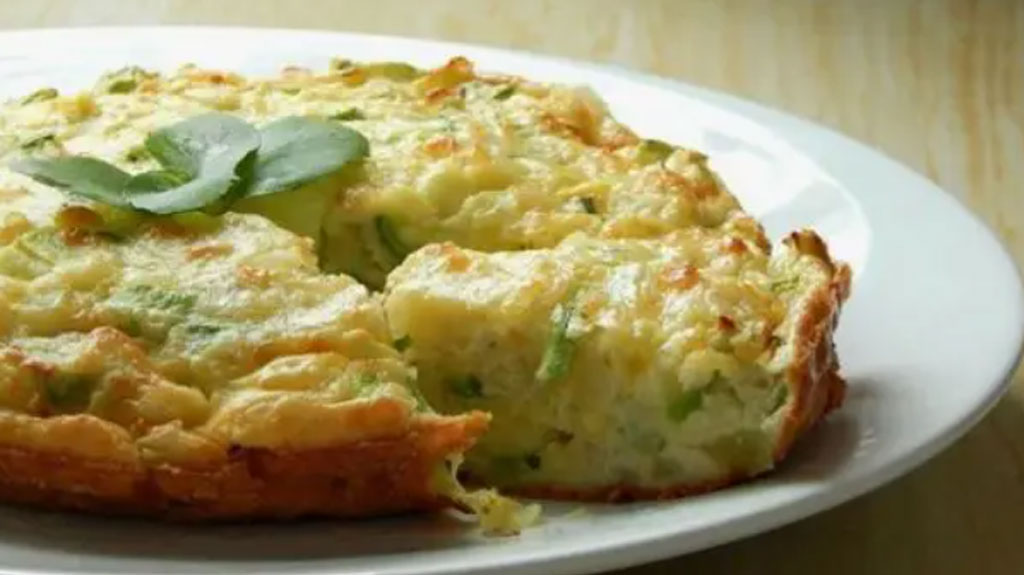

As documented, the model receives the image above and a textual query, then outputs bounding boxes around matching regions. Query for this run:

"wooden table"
[3,1,1023,573]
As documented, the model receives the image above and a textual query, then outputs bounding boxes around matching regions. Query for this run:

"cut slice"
[384,230,850,499]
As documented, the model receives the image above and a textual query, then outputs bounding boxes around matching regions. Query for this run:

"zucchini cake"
[0,57,850,520]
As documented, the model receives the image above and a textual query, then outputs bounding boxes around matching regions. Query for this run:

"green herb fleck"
[329,58,353,72]
[362,62,421,81]
[122,316,144,337]
[579,196,598,214]
[637,138,674,164]
[21,88,58,104]
[107,78,137,94]
[450,375,484,399]
[769,382,789,412]
[100,67,153,94]
[112,285,196,315]
[20,134,57,151]
[543,428,575,445]
[494,85,516,101]
[374,215,410,263]
[666,388,704,422]
[352,372,381,396]
[183,323,223,336]
[535,299,578,383]
[40,373,95,410]
[329,107,366,121]
[770,276,800,293]
[123,145,150,163]
[393,335,413,352]
[523,453,542,470]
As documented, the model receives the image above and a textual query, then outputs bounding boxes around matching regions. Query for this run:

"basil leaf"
[129,113,259,214]
[11,156,131,207]
[249,116,369,197]
[125,170,187,193]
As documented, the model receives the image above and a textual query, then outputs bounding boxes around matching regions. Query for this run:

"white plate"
[0,27,1021,575]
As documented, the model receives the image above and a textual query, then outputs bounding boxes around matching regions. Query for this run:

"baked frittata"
[0,56,849,520]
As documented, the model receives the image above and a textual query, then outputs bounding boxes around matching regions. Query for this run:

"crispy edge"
[487,230,851,503]
[772,230,851,461]
[0,410,489,520]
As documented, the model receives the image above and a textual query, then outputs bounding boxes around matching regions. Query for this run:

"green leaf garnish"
[450,375,484,398]
[12,156,131,207]
[667,388,704,422]
[535,298,578,383]
[11,113,369,221]
[125,170,187,193]
[249,116,368,196]
[129,113,260,214]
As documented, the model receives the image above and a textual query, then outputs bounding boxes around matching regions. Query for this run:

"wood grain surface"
[2,1,1023,573]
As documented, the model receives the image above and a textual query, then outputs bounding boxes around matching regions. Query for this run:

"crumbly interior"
[385,230,838,490]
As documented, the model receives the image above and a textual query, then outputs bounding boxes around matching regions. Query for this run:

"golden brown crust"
[773,230,851,461]
[0,411,488,520]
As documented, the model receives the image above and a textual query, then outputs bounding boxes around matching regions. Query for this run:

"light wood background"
[3,1,1023,573]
